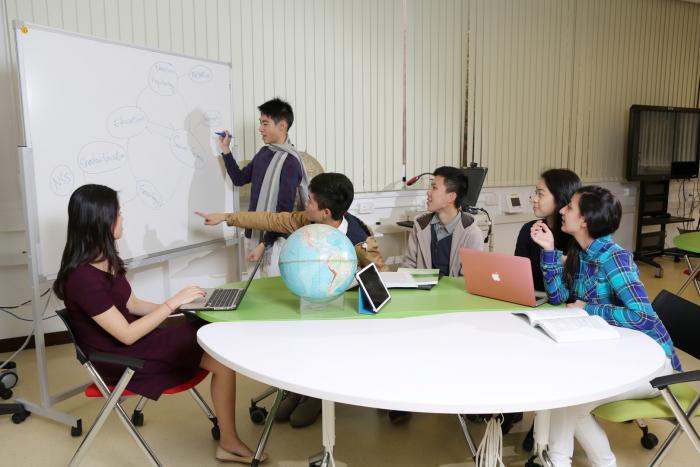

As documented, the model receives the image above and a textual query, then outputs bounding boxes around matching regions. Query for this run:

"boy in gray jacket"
[402,166,483,276]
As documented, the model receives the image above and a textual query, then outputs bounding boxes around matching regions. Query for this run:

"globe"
[279,224,358,302]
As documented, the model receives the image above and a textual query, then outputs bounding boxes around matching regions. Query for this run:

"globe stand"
[299,295,345,316]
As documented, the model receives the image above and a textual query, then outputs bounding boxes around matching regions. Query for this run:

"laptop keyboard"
[205,289,242,308]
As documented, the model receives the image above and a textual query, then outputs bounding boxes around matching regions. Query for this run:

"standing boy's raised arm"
[217,130,253,186]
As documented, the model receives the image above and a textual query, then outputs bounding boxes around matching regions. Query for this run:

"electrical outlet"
[683,187,694,201]
[359,202,374,214]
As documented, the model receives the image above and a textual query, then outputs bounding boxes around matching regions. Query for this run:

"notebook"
[459,248,548,307]
[179,256,263,312]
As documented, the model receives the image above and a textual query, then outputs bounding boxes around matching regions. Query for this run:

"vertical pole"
[402,0,407,182]
[17,146,51,408]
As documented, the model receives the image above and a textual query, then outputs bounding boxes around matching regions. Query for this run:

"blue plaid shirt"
[541,235,681,371]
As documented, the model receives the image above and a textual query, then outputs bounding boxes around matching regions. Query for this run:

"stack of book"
[397,268,440,287]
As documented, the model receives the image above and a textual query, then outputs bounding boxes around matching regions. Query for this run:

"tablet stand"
[357,289,377,315]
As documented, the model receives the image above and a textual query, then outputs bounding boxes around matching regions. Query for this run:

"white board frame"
[14,20,239,282]
[12,20,240,428]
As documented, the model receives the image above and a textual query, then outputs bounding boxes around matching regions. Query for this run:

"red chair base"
[85,369,209,398]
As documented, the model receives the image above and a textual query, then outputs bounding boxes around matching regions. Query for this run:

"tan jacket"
[401,211,483,276]
[225,211,389,272]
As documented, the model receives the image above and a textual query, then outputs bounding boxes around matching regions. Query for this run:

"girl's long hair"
[563,185,622,292]
[540,169,581,251]
[53,184,125,300]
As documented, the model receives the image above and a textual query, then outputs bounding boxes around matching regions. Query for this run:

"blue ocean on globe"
[279,224,358,302]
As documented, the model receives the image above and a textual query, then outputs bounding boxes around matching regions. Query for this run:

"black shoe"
[501,412,523,435]
[289,396,322,428]
[388,410,412,424]
[274,392,302,422]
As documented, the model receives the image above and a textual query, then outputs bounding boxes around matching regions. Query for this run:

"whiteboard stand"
[16,146,82,430]
[11,21,238,432]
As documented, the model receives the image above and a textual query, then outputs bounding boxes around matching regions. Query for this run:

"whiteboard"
[14,22,236,279]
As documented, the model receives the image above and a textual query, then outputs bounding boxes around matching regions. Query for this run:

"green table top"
[673,231,700,254]
[197,276,550,322]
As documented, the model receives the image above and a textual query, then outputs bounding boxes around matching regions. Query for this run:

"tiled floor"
[1,256,699,466]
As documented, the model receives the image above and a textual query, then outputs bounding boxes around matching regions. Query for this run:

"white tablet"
[355,263,391,313]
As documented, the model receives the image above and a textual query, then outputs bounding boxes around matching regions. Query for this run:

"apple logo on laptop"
[491,272,501,282]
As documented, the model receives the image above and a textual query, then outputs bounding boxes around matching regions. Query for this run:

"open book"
[396,268,440,286]
[513,308,620,343]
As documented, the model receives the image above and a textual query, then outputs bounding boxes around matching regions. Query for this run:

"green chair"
[592,290,700,466]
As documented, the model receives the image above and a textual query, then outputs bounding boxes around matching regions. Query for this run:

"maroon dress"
[64,264,204,400]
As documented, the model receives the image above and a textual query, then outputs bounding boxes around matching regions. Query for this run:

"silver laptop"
[180,256,263,312]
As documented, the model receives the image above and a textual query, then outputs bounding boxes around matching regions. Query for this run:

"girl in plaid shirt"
[531,185,679,467]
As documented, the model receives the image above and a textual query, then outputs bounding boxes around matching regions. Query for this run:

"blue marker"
[214,131,227,137]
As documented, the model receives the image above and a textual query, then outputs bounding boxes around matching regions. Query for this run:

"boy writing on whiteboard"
[218,98,309,276]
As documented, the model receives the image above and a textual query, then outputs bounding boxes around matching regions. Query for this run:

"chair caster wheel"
[211,424,220,440]
[654,268,663,278]
[11,410,30,424]
[1,388,13,400]
[249,405,268,425]
[71,419,82,437]
[641,432,658,449]
[131,410,144,426]
[524,456,542,467]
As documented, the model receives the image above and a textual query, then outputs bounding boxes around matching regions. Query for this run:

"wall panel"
[3,0,698,191]
[5,0,458,192]
[466,0,700,186]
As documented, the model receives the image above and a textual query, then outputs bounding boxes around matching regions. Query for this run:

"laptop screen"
[241,256,264,292]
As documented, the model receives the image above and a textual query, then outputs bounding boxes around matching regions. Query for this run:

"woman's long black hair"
[540,168,581,251]
[53,184,125,300]
[563,185,622,292]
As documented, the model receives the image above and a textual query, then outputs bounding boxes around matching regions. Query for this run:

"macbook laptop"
[459,248,548,307]
[180,256,263,312]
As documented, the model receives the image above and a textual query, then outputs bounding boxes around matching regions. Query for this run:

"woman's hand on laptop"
[530,220,554,251]
[195,211,226,226]
[169,286,206,308]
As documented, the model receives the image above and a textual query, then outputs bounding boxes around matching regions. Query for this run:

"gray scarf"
[251,139,310,245]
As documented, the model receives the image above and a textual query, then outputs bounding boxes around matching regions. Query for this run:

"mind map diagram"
[48,61,228,211]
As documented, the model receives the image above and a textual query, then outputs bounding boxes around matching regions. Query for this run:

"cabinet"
[633,180,693,277]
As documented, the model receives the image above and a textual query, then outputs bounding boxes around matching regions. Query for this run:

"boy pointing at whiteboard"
[218,98,309,276]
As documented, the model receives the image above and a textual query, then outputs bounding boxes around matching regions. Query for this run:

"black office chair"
[55,309,219,466]
[0,400,29,425]
[0,360,30,425]
[591,290,700,465]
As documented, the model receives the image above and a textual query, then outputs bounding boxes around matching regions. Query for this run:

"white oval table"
[198,311,667,466]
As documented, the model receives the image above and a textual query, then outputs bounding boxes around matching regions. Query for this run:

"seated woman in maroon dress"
[52,184,260,464]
